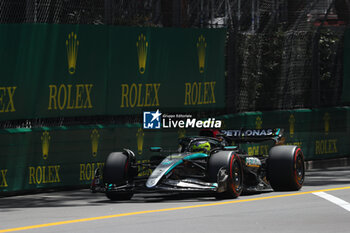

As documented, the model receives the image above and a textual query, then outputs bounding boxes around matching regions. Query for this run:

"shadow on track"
[91,192,221,204]
[1,167,349,209]
[0,191,221,209]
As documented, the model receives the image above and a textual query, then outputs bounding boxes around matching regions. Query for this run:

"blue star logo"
[143,110,162,129]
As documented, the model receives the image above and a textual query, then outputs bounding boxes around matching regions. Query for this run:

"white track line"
[313,191,350,212]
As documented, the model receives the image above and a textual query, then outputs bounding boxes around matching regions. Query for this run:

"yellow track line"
[1,186,350,233]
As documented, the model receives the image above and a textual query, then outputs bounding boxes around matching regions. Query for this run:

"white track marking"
[313,191,350,212]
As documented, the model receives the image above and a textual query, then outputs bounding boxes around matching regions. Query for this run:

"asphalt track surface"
[1,167,350,233]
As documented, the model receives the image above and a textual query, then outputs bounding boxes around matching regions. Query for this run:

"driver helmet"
[191,141,211,153]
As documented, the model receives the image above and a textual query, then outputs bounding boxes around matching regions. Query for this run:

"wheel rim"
[295,154,304,185]
[232,160,242,192]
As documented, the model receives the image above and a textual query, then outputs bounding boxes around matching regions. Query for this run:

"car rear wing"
[219,128,284,143]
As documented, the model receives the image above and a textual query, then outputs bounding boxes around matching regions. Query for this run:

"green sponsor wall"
[0,24,226,120]
[0,125,195,193]
[1,107,349,194]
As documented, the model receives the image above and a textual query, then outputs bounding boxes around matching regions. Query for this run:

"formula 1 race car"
[91,128,305,200]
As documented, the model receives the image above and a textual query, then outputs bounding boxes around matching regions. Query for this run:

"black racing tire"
[104,152,130,185]
[103,152,134,201]
[106,192,133,201]
[268,145,305,191]
[208,151,243,199]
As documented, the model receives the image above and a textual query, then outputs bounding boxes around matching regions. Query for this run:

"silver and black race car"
[91,128,305,200]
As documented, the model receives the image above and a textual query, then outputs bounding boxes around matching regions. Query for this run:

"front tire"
[268,145,305,191]
[106,192,133,201]
[104,151,134,201]
[208,151,243,199]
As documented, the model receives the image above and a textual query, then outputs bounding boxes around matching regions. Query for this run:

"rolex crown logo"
[136,33,148,74]
[221,120,226,130]
[289,114,295,138]
[136,128,144,155]
[66,32,79,75]
[255,116,262,129]
[91,129,100,157]
[178,128,186,139]
[197,35,207,74]
[41,131,51,160]
[323,112,330,135]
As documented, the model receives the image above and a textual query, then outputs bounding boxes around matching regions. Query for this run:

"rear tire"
[208,151,243,199]
[268,145,305,191]
[104,152,134,201]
